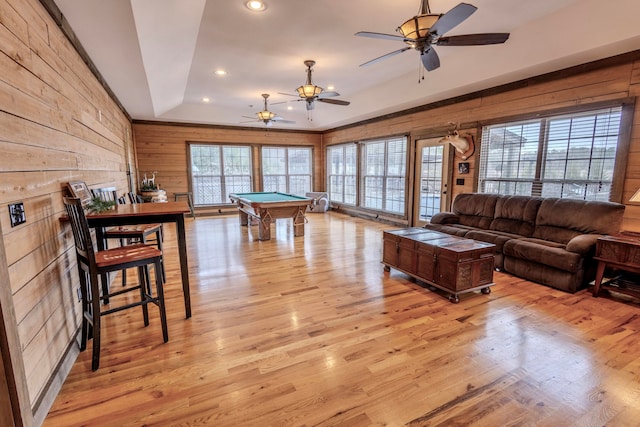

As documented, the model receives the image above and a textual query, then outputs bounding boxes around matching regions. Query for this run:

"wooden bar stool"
[63,197,168,371]
[174,192,195,218]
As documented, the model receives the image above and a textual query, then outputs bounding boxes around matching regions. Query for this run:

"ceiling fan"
[241,93,295,127]
[356,0,509,72]
[277,60,350,111]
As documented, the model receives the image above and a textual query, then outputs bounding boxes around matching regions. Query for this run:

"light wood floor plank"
[44,212,640,426]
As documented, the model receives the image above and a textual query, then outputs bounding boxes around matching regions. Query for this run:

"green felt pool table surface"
[229,192,311,205]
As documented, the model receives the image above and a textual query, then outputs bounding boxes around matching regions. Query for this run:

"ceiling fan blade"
[436,33,510,46]
[318,98,350,106]
[430,2,477,36]
[271,116,295,122]
[318,91,340,98]
[277,92,299,98]
[276,119,296,124]
[355,31,410,42]
[271,99,301,105]
[360,47,411,67]
[421,47,440,71]
[241,116,256,120]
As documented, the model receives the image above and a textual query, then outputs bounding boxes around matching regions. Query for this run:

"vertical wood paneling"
[0,0,132,419]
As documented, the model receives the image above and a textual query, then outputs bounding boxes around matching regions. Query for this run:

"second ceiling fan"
[356,0,510,72]
[241,93,295,127]
[278,60,350,111]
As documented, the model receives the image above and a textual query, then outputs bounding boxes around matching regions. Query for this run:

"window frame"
[477,99,634,203]
[359,135,408,215]
[326,143,358,206]
[188,143,253,206]
[261,146,313,196]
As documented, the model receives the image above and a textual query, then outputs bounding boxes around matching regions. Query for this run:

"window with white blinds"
[190,144,252,205]
[327,143,357,205]
[478,106,622,201]
[262,147,312,196]
[361,136,407,214]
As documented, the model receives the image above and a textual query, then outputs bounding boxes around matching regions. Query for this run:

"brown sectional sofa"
[425,193,625,293]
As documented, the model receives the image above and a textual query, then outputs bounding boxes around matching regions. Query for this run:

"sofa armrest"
[565,234,602,256]
[430,212,460,225]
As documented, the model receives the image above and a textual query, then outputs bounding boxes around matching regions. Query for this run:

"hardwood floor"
[44,212,640,426]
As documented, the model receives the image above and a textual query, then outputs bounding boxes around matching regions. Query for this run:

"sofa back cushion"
[489,195,542,237]
[452,193,499,229]
[532,198,625,244]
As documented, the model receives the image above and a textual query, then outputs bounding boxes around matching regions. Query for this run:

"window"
[479,106,623,201]
[361,136,407,214]
[190,144,252,205]
[327,144,357,205]
[262,147,312,196]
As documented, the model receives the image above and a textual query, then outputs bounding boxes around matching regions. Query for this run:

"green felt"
[232,192,308,202]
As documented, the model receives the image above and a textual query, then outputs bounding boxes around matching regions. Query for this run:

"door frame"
[412,137,453,227]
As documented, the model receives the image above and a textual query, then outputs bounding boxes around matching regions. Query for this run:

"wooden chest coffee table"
[382,228,495,303]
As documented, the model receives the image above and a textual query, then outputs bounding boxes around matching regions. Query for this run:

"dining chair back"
[92,188,165,289]
[64,196,168,370]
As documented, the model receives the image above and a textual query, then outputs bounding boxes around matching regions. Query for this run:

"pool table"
[229,192,313,240]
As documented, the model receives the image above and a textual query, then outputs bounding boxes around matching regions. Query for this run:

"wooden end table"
[592,233,640,300]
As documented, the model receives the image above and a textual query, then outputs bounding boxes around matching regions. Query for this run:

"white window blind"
[327,144,357,205]
[361,136,407,214]
[262,146,312,196]
[479,106,622,201]
[190,144,252,205]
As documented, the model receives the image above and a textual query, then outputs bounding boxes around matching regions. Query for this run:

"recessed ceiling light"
[327,85,335,91]
[245,1,266,12]
[202,97,210,103]
[287,106,293,110]
[214,70,227,76]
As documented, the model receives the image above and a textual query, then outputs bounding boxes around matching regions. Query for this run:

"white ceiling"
[53,0,640,131]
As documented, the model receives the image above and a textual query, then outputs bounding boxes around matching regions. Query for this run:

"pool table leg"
[258,209,272,240]
[293,208,306,237]
[237,209,248,226]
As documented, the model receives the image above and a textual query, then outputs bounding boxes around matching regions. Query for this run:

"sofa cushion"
[451,193,499,229]
[533,198,625,244]
[465,229,524,253]
[489,195,542,237]
[503,238,582,273]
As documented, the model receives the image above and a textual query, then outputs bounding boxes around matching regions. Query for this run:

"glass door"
[413,137,450,227]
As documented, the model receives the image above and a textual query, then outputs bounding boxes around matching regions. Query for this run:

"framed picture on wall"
[66,181,92,207]
[458,162,470,174]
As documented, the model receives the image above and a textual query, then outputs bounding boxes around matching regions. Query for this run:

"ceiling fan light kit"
[398,15,439,40]
[296,84,323,99]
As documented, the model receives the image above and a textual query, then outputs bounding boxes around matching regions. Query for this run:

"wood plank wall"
[323,55,640,231]
[133,123,322,213]
[0,0,133,423]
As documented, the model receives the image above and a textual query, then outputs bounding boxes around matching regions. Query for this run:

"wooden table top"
[86,201,190,219]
